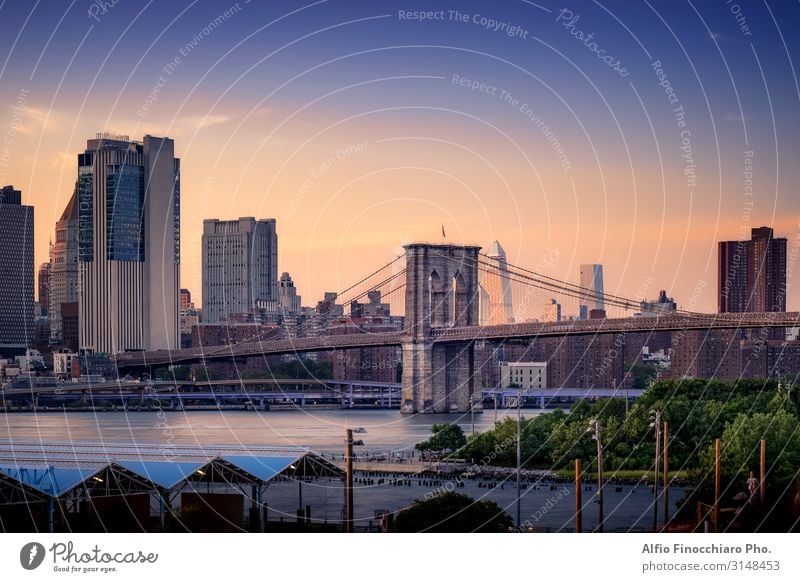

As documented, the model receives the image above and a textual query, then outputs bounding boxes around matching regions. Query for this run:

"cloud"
[180,113,231,130]
[724,112,748,123]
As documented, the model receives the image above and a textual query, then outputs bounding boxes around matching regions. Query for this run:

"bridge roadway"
[114,311,800,370]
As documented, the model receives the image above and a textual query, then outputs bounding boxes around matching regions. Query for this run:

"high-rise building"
[0,185,34,355]
[579,264,604,319]
[482,240,514,324]
[201,217,278,323]
[49,185,80,345]
[543,298,561,322]
[37,262,51,317]
[719,226,786,341]
[78,134,180,354]
[278,272,301,315]
[718,226,786,313]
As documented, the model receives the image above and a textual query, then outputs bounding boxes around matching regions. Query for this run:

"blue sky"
[1,0,799,311]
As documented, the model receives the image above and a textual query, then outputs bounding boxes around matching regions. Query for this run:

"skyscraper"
[719,226,786,340]
[202,217,278,323]
[718,226,787,313]
[49,184,80,345]
[37,262,51,317]
[0,185,34,355]
[278,272,301,315]
[78,134,180,354]
[483,240,514,324]
[579,264,604,319]
[543,298,561,322]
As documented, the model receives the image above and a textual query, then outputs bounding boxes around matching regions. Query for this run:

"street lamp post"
[649,410,662,533]
[345,427,366,533]
[587,419,604,532]
[516,388,522,529]
[470,394,475,436]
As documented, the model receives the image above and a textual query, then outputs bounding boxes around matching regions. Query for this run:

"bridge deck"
[115,312,800,369]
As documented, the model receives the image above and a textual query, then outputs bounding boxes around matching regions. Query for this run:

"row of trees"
[436,378,799,528]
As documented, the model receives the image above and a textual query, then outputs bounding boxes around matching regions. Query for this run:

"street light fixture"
[516,387,523,529]
[586,419,604,532]
[649,410,662,533]
[345,427,366,533]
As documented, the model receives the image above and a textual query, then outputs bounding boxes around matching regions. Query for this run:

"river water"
[0,409,683,532]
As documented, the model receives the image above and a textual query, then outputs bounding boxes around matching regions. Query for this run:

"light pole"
[649,410,662,533]
[470,394,475,436]
[587,419,604,532]
[345,427,366,533]
[516,388,522,529]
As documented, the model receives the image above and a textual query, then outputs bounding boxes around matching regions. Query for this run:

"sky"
[1,0,799,312]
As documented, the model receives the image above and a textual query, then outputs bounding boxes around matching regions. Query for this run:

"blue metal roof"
[221,455,297,481]
[115,461,208,489]
[0,441,343,498]
[0,465,103,497]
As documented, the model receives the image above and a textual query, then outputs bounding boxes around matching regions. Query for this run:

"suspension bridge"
[115,243,800,413]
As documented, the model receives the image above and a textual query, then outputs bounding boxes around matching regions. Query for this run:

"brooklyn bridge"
[115,243,800,414]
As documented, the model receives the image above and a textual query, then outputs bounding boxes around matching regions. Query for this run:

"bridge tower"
[401,243,481,413]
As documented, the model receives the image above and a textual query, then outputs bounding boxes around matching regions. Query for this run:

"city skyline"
[1,1,798,311]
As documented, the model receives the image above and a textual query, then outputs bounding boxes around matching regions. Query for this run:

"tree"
[709,410,800,493]
[395,492,513,532]
[415,423,466,453]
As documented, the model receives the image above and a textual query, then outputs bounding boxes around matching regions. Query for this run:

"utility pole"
[587,419,604,532]
[714,438,720,533]
[760,438,766,508]
[575,458,582,533]
[516,389,522,529]
[470,394,475,436]
[663,421,669,529]
[345,428,354,533]
[650,410,661,533]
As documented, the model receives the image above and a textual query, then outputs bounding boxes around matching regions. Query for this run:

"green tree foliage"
[702,410,800,494]
[415,423,467,453]
[464,378,796,475]
[394,492,513,532]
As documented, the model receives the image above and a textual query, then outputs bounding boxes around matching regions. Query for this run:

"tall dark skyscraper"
[37,261,51,317]
[0,185,34,355]
[718,227,787,313]
[78,134,180,354]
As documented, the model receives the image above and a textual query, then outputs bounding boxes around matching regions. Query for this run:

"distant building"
[278,272,301,315]
[350,290,390,318]
[0,185,34,356]
[543,298,561,322]
[180,288,194,311]
[202,217,278,324]
[191,322,281,348]
[52,349,78,378]
[499,361,547,390]
[38,262,51,317]
[579,264,604,319]
[78,135,180,354]
[639,290,677,316]
[330,317,402,383]
[60,302,79,352]
[719,227,786,315]
[482,241,514,324]
[49,185,80,345]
